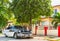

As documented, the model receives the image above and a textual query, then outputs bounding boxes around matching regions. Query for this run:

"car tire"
[13,33,18,39]
[5,34,8,37]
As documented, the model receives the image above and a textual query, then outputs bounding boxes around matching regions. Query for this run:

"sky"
[51,0,60,6]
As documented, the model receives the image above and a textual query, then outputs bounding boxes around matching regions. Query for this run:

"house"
[53,5,60,15]
[39,5,60,29]
[40,17,53,29]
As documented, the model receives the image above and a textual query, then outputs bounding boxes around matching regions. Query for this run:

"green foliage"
[0,0,52,29]
[10,0,40,23]
[0,0,8,28]
[0,14,7,28]
[52,12,60,29]
[10,0,52,24]
[0,0,16,28]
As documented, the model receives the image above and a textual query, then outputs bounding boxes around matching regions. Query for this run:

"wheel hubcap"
[14,34,17,38]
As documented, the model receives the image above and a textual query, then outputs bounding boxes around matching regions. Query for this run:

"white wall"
[37,30,44,35]
[37,30,58,36]
[32,25,58,36]
[47,30,58,36]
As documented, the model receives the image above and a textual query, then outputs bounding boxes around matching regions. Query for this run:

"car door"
[5,26,15,37]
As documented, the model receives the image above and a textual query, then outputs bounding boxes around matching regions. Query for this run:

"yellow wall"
[53,5,60,12]
[41,17,53,22]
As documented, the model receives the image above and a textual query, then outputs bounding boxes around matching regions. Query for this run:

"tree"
[10,0,52,30]
[0,0,16,29]
[52,12,60,29]
[0,0,8,28]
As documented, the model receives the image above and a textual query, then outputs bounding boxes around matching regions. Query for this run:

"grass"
[0,33,2,35]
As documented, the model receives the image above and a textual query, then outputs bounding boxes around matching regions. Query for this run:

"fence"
[32,25,60,37]
[37,30,58,36]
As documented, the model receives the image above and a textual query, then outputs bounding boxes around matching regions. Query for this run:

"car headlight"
[18,30,21,33]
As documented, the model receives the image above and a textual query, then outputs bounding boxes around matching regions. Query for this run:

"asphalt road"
[0,35,48,41]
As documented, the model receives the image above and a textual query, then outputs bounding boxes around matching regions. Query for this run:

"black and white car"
[2,26,32,39]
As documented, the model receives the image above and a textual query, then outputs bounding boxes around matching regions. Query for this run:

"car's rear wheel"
[13,33,18,39]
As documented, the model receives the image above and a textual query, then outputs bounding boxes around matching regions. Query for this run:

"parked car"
[2,25,32,39]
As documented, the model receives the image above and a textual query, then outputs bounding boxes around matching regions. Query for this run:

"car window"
[14,26,23,29]
[6,26,25,30]
[6,27,12,29]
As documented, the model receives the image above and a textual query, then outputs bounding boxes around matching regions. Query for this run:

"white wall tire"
[13,33,18,39]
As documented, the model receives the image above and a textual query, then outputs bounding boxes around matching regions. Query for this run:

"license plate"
[25,35,28,37]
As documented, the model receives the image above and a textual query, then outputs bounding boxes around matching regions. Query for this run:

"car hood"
[22,32,31,34]
[21,30,31,34]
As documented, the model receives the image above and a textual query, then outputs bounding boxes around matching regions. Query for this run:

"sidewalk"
[46,37,60,41]
[33,35,60,41]
[0,33,4,36]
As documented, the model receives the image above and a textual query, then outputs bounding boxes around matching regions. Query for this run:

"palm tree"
[52,12,60,29]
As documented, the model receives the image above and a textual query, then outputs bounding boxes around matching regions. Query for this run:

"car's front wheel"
[13,33,18,39]
[5,34,8,37]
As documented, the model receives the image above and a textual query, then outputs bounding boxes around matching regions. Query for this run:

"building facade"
[53,5,60,15]
[39,5,60,29]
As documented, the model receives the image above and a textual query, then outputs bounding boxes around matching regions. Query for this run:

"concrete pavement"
[0,34,60,41]
[0,34,48,41]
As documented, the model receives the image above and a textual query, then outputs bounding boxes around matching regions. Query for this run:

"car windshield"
[14,26,28,32]
[8,26,30,32]
[14,26,23,30]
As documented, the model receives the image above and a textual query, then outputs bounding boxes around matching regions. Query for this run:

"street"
[0,35,48,41]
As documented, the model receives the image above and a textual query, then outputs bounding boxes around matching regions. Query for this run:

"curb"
[45,37,60,41]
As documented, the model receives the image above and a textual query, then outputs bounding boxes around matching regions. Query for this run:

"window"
[54,9,57,14]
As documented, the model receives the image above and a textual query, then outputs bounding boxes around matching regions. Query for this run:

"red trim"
[58,26,60,37]
[35,26,38,35]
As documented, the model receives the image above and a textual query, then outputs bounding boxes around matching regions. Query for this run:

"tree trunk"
[29,14,32,31]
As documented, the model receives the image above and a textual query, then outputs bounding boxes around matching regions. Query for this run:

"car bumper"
[17,33,32,37]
